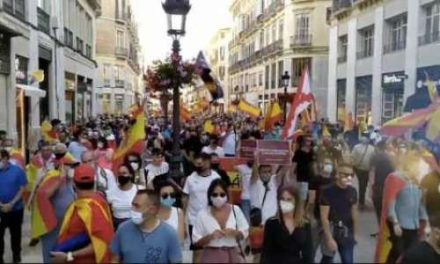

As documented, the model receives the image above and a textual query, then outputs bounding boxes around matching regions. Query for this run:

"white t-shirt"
[96,167,118,194]
[144,162,169,188]
[193,205,249,247]
[236,164,252,200]
[164,207,180,232]
[250,175,279,225]
[222,133,236,156]
[106,185,137,219]
[201,146,225,157]
[183,170,221,225]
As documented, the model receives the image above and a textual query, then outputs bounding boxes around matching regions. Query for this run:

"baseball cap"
[74,164,95,183]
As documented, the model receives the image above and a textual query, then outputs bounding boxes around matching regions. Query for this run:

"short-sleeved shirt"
[183,170,221,225]
[309,175,334,219]
[0,162,27,211]
[111,221,182,263]
[320,183,357,228]
[292,149,313,182]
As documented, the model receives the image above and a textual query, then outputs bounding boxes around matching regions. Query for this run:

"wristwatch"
[67,252,74,262]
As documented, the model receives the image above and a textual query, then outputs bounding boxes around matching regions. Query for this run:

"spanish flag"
[58,197,114,263]
[426,108,440,143]
[195,52,224,101]
[9,148,25,169]
[196,98,210,112]
[180,105,191,122]
[264,102,283,131]
[238,99,261,118]
[374,172,406,263]
[41,120,58,143]
[30,170,61,239]
[25,155,44,204]
[203,120,215,134]
[113,104,146,171]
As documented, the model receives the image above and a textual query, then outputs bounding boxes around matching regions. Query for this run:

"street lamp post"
[162,0,191,178]
[281,71,290,122]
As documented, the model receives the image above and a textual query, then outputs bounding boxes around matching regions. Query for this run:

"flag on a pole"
[264,102,283,131]
[195,51,224,101]
[282,67,315,139]
[238,99,261,118]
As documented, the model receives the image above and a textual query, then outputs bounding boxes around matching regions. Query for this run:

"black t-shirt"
[309,175,334,219]
[370,152,394,190]
[421,172,440,222]
[183,136,202,155]
[320,183,357,228]
[400,241,440,264]
[292,149,314,182]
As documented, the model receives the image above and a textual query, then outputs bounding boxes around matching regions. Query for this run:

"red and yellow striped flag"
[25,155,44,204]
[238,99,261,118]
[9,148,25,169]
[264,102,283,131]
[58,196,114,263]
[41,120,58,143]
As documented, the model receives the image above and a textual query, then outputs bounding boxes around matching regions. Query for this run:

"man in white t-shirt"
[201,134,225,157]
[182,153,220,260]
[144,148,169,189]
[222,124,237,157]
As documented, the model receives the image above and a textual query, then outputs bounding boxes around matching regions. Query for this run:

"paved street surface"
[4,178,378,263]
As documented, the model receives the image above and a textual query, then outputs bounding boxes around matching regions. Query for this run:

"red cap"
[74,164,95,183]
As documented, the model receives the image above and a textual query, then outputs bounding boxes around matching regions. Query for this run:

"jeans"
[321,231,355,264]
[354,168,369,206]
[240,199,251,223]
[0,209,24,263]
[42,226,60,263]
[386,221,419,264]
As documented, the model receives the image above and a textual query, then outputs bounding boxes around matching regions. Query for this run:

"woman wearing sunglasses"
[261,185,312,264]
[157,181,185,243]
[192,179,249,263]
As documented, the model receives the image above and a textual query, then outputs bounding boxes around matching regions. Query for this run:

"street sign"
[256,140,291,165]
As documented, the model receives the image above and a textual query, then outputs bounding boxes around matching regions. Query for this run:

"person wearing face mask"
[157,181,185,242]
[81,151,117,195]
[192,179,248,263]
[94,137,113,170]
[50,164,114,264]
[110,189,182,263]
[182,153,220,261]
[320,163,359,263]
[261,185,312,264]
[351,133,375,210]
[144,148,169,189]
[124,153,145,186]
[0,150,27,264]
[375,151,428,264]
[106,163,137,230]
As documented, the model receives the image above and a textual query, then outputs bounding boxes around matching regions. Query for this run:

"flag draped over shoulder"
[238,99,261,118]
[25,155,44,203]
[113,104,146,171]
[195,52,224,101]
[58,198,114,263]
[264,102,282,131]
[31,170,61,239]
[282,67,315,139]
[41,120,58,143]
[375,172,407,263]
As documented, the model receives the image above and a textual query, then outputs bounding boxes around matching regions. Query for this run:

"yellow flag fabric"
[322,125,331,137]
[238,100,261,118]
[426,79,439,102]
[203,120,215,134]
[264,102,283,131]
[426,108,440,142]
[32,70,45,83]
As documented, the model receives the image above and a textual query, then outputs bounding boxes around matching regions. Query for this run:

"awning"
[16,84,47,98]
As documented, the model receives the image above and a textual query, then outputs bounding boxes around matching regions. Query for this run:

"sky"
[132,0,233,66]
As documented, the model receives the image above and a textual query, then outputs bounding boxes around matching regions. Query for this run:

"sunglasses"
[161,193,176,199]
[211,192,227,198]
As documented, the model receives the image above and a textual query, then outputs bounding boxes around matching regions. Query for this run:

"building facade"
[0,0,101,151]
[228,0,331,115]
[328,0,440,125]
[95,0,142,115]
[207,28,231,108]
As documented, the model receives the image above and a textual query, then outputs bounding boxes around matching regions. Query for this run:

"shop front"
[336,79,347,123]
[381,72,404,123]
[65,72,76,125]
[355,76,372,124]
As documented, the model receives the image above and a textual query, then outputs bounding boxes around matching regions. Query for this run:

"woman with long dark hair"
[261,185,313,264]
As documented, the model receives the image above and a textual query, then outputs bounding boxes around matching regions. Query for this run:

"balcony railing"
[76,37,84,54]
[419,31,440,46]
[356,49,373,59]
[115,47,128,58]
[290,34,313,47]
[383,40,406,54]
[115,79,125,87]
[3,0,25,21]
[337,54,347,63]
[37,8,50,34]
[333,0,353,12]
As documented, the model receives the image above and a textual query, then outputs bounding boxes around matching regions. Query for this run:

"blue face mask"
[160,197,176,208]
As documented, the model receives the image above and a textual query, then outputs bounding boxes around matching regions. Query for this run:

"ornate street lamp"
[281,71,290,122]
[162,0,191,178]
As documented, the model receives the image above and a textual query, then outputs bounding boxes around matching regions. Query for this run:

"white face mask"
[67,168,75,179]
[130,162,140,171]
[342,176,353,186]
[279,200,295,213]
[323,164,333,174]
[211,196,227,208]
[130,210,144,225]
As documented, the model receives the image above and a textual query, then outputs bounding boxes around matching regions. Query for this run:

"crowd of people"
[0,111,439,264]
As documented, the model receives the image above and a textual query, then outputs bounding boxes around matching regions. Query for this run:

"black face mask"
[55,153,66,160]
[118,176,131,186]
